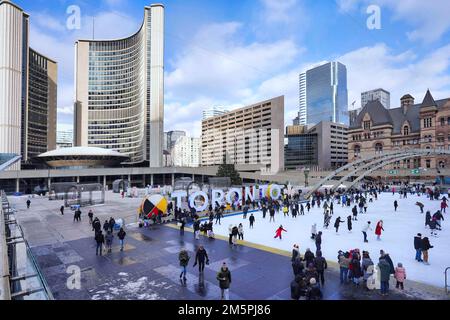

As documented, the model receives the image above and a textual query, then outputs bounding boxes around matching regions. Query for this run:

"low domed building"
[38,147,129,169]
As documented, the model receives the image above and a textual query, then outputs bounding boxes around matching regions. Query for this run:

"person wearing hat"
[216,262,231,300]
[306,278,322,300]
[414,233,423,262]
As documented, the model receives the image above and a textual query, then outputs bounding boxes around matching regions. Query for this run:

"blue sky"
[13,0,450,136]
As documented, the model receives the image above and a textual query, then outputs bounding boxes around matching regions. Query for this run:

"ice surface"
[212,193,450,288]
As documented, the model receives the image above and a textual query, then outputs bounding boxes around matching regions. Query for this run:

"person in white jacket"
[362,221,372,243]
[311,223,317,240]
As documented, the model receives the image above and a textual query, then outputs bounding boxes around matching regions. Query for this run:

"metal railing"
[0,190,54,300]
[445,267,450,294]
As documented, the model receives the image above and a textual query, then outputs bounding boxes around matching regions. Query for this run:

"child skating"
[274,225,287,240]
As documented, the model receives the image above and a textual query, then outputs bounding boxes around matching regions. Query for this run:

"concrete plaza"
[9,192,448,300]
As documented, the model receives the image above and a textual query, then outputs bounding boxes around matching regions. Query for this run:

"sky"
[12,0,450,137]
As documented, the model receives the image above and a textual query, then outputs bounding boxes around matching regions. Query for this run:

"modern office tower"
[171,136,200,167]
[202,106,227,120]
[284,125,318,170]
[284,121,348,170]
[0,0,57,170]
[361,88,390,109]
[201,96,285,173]
[165,130,186,150]
[56,130,74,149]
[299,61,348,126]
[74,4,164,166]
[26,49,57,161]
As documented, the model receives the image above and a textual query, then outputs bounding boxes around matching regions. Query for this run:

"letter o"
[270,184,281,200]
[189,191,209,212]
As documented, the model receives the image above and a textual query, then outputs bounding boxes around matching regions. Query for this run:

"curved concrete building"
[74,4,164,167]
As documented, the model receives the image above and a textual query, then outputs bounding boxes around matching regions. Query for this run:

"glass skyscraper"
[299,61,348,126]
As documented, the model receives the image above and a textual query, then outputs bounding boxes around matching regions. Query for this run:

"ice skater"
[394,200,398,212]
[347,215,352,233]
[274,225,287,240]
[269,207,275,222]
[361,221,372,243]
[249,214,255,228]
[415,202,424,213]
[334,217,345,234]
[375,220,384,240]
[300,203,305,215]
[352,205,358,221]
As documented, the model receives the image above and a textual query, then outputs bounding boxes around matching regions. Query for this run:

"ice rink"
[211,192,450,288]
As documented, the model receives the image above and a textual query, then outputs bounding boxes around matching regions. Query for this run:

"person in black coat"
[292,256,304,277]
[334,217,345,233]
[315,232,322,252]
[93,217,101,233]
[421,237,433,265]
[103,220,109,233]
[425,211,432,228]
[304,248,315,267]
[290,275,302,300]
[314,251,327,286]
[432,211,444,230]
[414,233,423,262]
[249,214,255,228]
[193,245,209,273]
[306,278,322,300]
[352,206,358,221]
[347,215,352,232]
[109,217,115,233]
[95,231,105,256]
[60,205,64,215]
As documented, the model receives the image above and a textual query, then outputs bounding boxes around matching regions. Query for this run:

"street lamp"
[304,168,310,187]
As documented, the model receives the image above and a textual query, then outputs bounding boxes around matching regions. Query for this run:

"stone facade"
[348,90,450,170]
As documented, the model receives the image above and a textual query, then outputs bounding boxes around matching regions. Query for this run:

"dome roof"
[38,147,128,158]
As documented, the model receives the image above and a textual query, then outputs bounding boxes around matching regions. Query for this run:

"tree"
[217,163,242,185]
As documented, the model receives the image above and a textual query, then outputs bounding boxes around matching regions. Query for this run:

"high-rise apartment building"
[0,0,57,169]
[202,106,227,120]
[74,4,164,166]
[299,61,348,126]
[361,88,390,109]
[171,136,200,167]
[201,96,285,173]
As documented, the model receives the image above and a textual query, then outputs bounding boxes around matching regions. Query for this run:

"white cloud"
[339,43,450,109]
[164,21,304,135]
[336,0,450,43]
[260,0,299,24]
[58,106,74,115]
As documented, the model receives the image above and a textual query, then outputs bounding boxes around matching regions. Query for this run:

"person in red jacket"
[440,200,448,213]
[375,220,384,240]
[274,225,287,240]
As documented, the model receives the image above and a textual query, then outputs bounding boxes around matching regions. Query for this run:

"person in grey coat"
[105,230,114,253]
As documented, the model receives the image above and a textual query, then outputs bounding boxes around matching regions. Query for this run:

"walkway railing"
[0,190,54,300]
[445,267,450,294]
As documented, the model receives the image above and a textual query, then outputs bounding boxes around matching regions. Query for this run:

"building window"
[426,159,431,168]
[375,143,383,154]
[363,121,371,130]
[441,118,445,126]
[354,145,361,157]
[439,161,445,169]
[403,125,409,136]
[423,118,432,128]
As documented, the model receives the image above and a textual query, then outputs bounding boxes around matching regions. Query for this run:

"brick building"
[348,90,450,170]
